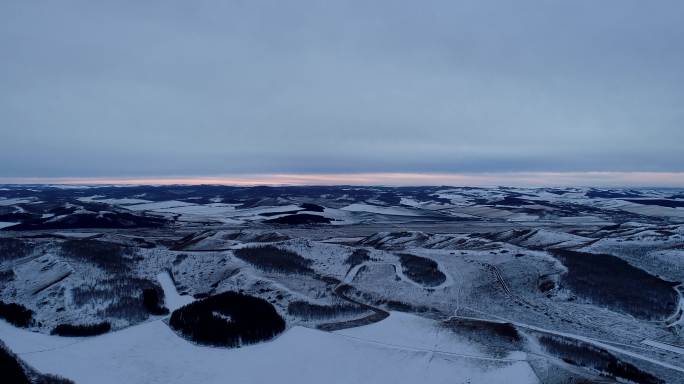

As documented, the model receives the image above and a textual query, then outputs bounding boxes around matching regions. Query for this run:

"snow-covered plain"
[78,196,153,205]
[3,185,684,383]
[643,340,684,355]
[156,271,194,311]
[0,221,18,229]
[1,269,538,383]
[0,197,36,206]
[0,312,539,384]
[341,203,422,216]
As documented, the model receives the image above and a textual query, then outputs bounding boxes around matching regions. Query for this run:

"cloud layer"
[1,1,683,179]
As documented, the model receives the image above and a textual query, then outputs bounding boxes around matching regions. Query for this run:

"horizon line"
[1,172,684,188]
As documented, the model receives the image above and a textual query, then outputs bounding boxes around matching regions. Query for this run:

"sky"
[1,1,683,186]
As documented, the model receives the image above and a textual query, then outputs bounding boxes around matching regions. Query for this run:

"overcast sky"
[1,1,683,182]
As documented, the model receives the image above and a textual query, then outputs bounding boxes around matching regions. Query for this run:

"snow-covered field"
[78,196,153,205]
[156,272,194,311]
[341,203,422,216]
[643,340,684,355]
[2,185,684,383]
[0,197,36,206]
[0,312,539,384]
[0,221,18,229]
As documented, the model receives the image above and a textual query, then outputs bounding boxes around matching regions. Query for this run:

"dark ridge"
[299,203,325,212]
[169,291,285,347]
[397,253,447,287]
[585,189,643,199]
[544,189,570,195]
[622,199,684,208]
[233,245,314,274]
[551,249,678,320]
[259,210,302,217]
[52,322,111,336]
[0,301,33,327]
[5,211,167,231]
[264,213,331,225]
[598,224,622,231]
[0,211,40,222]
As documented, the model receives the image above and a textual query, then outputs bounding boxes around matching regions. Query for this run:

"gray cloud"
[1,0,683,177]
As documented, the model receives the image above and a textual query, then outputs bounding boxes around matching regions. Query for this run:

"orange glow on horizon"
[1,172,684,187]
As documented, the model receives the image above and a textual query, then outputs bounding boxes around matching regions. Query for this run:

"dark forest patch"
[0,342,30,384]
[287,301,365,320]
[0,238,33,261]
[538,334,661,384]
[444,319,520,343]
[142,287,169,315]
[551,250,678,320]
[60,239,134,273]
[397,253,446,287]
[169,292,285,347]
[52,322,111,336]
[443,318,522,357]
[234,246,314,274]
[1,342,71,383]
[0,301,33,327]
[264,214,331,225]
[72,277,165,322]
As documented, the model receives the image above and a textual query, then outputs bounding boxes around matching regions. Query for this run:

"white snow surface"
[78,196,153,205]
[53,232,100,239]
[642,340,684,355]
[0,312,539,384]
[341,203,422,216]
[0,198,35,206]
[125,200,196,211]
[157,271,194,311]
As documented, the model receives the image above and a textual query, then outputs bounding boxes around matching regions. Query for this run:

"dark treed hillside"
[170,291,285,347]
